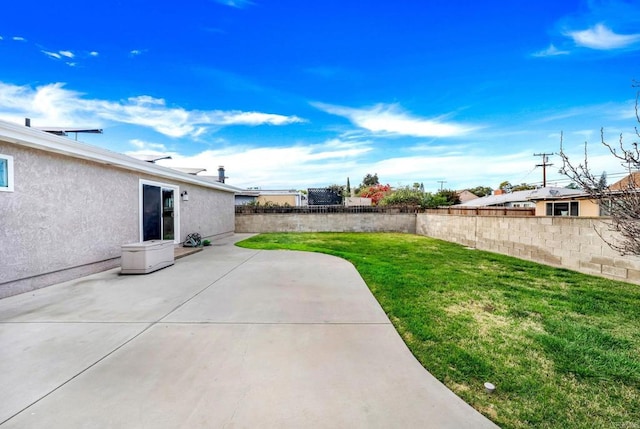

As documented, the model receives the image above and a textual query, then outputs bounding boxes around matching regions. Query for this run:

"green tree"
[597,171,607,191]
[361,173,379,187]
[435,189,461,205]
[380,186,424,206]
[327,184,346,199]
[499,181,513,193]
[423,193,449,208]
[468,186,493,197]
[511,183,536,191]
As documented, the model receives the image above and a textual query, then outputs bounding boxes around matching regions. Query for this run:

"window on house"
[599,199,612,216]
[0,154,14,192]
[545,201,579,216]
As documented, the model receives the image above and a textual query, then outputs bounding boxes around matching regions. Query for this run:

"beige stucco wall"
[534,199,600,216]
[235,213,416,233]
[345,197,372,206]
[579,199,600,217]
[0,142,234,298]
[257,195,297,206]
[416,214,640,284]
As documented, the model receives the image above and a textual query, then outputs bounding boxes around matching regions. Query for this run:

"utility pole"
[437,180,447,191]
[533,153,554,187]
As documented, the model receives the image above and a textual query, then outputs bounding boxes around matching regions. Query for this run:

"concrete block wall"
[235,213,416,234]
[416,214,640,284]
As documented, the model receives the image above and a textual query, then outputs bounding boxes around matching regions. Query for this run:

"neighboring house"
[235,189,260,206]
[529,192,596,217]
[456,187,584,210]
[528,174,640,217]
[457,189,481,204]
[0,120,238,298]
[257,190,306,206]
[234,189,306,206]
[609,172,640,191]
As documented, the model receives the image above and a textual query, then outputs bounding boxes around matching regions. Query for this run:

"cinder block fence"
[415,214,640,284]
[236,208,640,284]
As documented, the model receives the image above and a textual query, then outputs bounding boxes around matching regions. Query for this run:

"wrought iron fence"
[235,205,535,216]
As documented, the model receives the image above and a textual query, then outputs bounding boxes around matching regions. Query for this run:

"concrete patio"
[0,234,497,428]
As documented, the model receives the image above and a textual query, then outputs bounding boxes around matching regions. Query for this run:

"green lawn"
[237,232,640,429]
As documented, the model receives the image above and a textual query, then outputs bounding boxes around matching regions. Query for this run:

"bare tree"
[559,83,640,255]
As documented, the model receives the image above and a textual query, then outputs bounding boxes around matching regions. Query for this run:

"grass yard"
[237,232,640,429]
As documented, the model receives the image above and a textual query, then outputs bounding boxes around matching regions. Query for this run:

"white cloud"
[129,139,168,152]
[0,82,305,137]
[533,101,631,124]
[141,143,572,191]
[12,36,26,42]
[41,50,62,60]
[126,138,371,188]
[313,102,478,138]
[130,49,143,56]
[566,23,640,50]
[532,44,569,57]
[0,36,3,41]
[89,51,99,57]
[42,50,76,62]
[214,111,305,126]
[120,134,630,191]
[214,0,254,8]
[571,130,595,140]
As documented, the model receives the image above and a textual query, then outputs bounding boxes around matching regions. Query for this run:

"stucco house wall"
[534,198,600,217]
[0,121,235,298]
[177,180,234,240]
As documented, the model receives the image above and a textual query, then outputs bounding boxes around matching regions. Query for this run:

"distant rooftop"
[457,187,583,207]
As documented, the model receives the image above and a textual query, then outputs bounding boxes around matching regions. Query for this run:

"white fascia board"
[0,120,236,193]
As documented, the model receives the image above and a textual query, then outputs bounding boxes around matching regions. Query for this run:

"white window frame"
[545,201,579,216]
[139,179,180,243]
[0,154,14,192]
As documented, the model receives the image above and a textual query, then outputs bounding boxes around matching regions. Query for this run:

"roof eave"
[0,120,237,193]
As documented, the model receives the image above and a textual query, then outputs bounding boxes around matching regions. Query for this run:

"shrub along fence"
[235,205,423,214]
[236,205,534,215]
[235,207,640,284]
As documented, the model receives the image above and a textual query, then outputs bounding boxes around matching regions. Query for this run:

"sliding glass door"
[140,181,179,242]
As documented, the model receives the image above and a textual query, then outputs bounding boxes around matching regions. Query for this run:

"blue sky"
[1,0,639,191]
